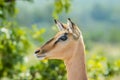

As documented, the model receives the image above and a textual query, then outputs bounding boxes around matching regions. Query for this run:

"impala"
[34,18,88,80]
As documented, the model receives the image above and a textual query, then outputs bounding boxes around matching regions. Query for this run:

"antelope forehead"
[55,30,68,36]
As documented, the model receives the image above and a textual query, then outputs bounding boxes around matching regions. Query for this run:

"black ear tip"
[54,19,57,24]
[68,18,71,21]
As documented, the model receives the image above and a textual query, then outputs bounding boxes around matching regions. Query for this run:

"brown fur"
[35,19,88,80]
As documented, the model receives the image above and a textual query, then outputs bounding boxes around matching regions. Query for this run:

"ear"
[67,18,80,40]
[67,18,74,33]
[54,19,66,31]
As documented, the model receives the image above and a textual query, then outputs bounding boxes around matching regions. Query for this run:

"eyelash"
[54,34,68,45]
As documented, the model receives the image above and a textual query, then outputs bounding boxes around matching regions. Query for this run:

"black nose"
[35,50,40,54]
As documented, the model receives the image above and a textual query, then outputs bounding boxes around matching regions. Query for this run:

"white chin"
[34,53,46,60]
[38,57,45,60]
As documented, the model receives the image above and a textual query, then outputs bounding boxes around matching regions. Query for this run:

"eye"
[60,35,67,41]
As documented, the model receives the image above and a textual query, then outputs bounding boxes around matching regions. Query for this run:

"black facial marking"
[46,38,54,44]
[54,39,60,45]
[35,50,40,54]
[42,49,47,54]
[42,38,54,48]
[63,32,67,36]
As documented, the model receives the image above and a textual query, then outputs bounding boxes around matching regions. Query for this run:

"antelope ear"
[67,18,74,33]
[67,18,80,39]
[54,19,65,31]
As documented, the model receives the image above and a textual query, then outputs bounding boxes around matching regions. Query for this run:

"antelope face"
[34,18,81,60]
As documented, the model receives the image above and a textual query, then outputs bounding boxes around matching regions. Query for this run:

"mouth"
[35,54,46,60]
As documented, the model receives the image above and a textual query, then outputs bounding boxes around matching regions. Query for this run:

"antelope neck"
[64,40,88,80]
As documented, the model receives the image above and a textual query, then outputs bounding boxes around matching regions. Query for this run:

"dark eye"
[60,35,67,41]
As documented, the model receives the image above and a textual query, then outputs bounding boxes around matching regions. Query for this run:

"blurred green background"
[0,0,120,80]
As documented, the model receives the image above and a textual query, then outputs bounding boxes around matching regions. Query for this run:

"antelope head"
[34,18,83,60]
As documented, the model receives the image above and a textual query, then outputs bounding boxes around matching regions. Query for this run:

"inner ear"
[67,18,80,40]
[54,19,66,31]
[67,18,75,33]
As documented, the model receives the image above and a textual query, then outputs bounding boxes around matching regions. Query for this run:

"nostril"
[35,50,40,54]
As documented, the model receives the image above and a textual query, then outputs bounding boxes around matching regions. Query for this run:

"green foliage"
[11,51,120,80]
[31,24,46,44]
[0,0,120,80]
[29,60,66,80]
[87,51,120,80]
[0,0,15,19]
[87,55,109,80]
[0,21,30,78]
[108,28,120,43]
[0,0,33,19]
[0,0,71,19]
[53,0,71,19]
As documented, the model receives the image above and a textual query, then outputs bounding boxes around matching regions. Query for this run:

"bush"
[0,21,30,78]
